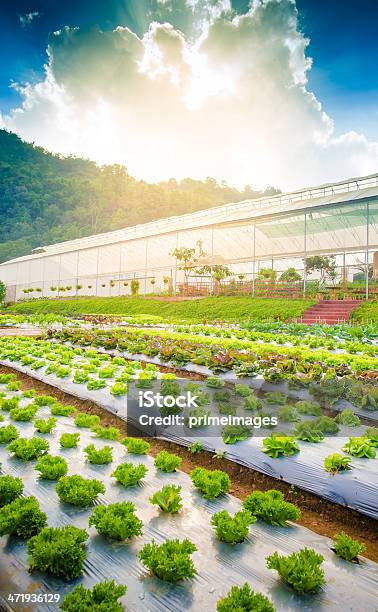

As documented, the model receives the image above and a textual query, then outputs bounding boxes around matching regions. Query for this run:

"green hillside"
[0,129,278,263]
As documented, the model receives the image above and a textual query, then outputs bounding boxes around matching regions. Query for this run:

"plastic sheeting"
[0,395,377,612]
[1,358,377,519]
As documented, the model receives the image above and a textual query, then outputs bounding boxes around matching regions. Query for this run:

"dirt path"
[1,363,377,563]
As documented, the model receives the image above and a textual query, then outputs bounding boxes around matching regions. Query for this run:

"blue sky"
[1,0,377,136]
[0,0,377,189]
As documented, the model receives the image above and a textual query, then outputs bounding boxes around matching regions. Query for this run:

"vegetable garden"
[0,307,377,611]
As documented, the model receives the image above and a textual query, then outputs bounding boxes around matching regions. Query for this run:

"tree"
[195,265,232,282]
[0,280,5,305]
[257,268,277,281]
[170,241,205,282]
[279,267,301,283]
[305,256,336,284]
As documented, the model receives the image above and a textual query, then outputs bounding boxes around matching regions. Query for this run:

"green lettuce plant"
[262,436,299,458]
[154,450,182,472]
[8,437,49,460]
[243,489,301,526]
[34,417,57,433]
[35,454,68,480]
[122,437,150,454]
[56,475,105,506]
[0,496,47,538]
[84,444,113,464]
[74,413,101,428]
[211,509,256,543]
[111,462,148,487]
[27,525,88,579]
[266,547,325,594]
[216,583,275,612]
[335,409,361,427]
[89,501,142,540]
[150,484,182,513]
[324,453,352,473]
[342,437,376,459]
[332,531,366,561]
[93,425,120,440]
[138,538,197,582]
[60,433,80,448]
[0,475,23,506]
[0,424,19,444]
[190,467,230,499]
[61,581,127,612]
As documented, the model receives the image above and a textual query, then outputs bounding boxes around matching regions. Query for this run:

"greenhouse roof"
[2,173,378,264]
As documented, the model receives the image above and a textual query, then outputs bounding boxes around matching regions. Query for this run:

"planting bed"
[0,384,377,611]
[0,335,377,518]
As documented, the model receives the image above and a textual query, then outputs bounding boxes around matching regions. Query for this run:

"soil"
[1,363,377,563]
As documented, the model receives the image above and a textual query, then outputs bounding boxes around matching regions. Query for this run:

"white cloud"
[4,0,378,190]
[19,11,39,27]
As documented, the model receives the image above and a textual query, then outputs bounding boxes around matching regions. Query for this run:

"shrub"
[28,525,88,579]
[150,484,182,513]
[61,580,127,612]
[122,437,150,455]
[93,425,120,440]
[342,437,376,459]
[190,467,230,499]
[139,538,197,582]
[154,450,182,472]
[332,531,366,561]
[51,403,76,416]
[56,475,105,506]
[34,417,57,434]
[262,436,299,458]
[84,444,113,464]
[335,409,361,427]
[60,433,80,448]
[216,583,275,612]
[35,454,68,480]
[324,453,352,474]
[8,437,49,460]
[0,424,19,444]
[266,547,325,594]
[243,489,301,526]
[0,496,47,538]
[211,509,256,543]
[112,462,148,487]
[89,501,142,541]
[10,404,38,421]
[74,413,101,428]
[0,475,23,507]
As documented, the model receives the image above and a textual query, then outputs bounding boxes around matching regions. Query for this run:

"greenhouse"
[1,173,378,301]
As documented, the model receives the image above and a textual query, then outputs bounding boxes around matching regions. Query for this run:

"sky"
[0,0,377,190]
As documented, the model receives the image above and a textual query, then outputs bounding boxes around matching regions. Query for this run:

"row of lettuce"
[0,383,370,611]
[1,355,377,472]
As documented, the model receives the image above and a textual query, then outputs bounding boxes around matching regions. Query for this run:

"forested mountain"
[0,130,279,263]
